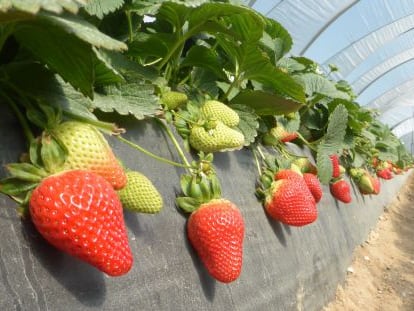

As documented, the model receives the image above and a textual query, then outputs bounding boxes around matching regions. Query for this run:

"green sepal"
[180,174,192,197]
[189,176,203,200]
[262,132,277,146]
[29,138,43,167]
[176,196,201,213]
[199,177,213,202]
[259,174,273,189]
[0,177,38,196]
[209,174,222,199]
[6,163,48,182]
[40,133,67,173]
[164,110,173,124]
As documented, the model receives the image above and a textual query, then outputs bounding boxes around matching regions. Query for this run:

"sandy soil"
[323,172,414,311]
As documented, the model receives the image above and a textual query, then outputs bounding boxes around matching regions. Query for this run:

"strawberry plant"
[0,0,413,289]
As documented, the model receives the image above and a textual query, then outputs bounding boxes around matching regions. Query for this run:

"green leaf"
[217,37,306,102]
[38,12,127,51]
[230,90,303,116]
[128,33,175,60]
[261,17,292,61]
[3,62,96,120]
[220,11,263,42]
[276,115,300,133]
[93,83,161,119]
[14,19,95,97]
[100,49,160,83]
[187,2,263,32]
[93,48,125,86]
[294,73,350,100]
[230,104,259,146]
[83,0,125,19]
[180,45,226,79]
[0,0,85,16]
[276,57,306,73]
[317,104,348,184]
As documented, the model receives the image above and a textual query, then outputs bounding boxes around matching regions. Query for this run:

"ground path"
[324,172,414,311]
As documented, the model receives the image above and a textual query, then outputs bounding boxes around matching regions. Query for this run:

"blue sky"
[249,0,414,109]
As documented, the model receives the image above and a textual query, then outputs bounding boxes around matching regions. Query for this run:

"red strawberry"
[372,177,381,194]
[51,121,127,189]
[329,179,351,203]
[29,170,133,276]
[281,132,298,143]
[274,169,303,181]
[329,155,340,178]
[187,199,244,283]
[303,173,323,203]
[377,168,393,180]
[265,178,317,226]
[269,125,298,143]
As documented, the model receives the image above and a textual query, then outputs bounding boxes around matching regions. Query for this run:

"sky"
[247,0,414,115]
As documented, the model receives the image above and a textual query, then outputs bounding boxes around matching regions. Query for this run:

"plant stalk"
[1,91,35,144]
[116,135,189,168]
[153,118,191,169]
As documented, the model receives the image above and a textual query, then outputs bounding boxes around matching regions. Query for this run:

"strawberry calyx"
[176,152,222,213]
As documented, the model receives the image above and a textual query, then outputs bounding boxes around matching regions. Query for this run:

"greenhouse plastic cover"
[245,0,414,141]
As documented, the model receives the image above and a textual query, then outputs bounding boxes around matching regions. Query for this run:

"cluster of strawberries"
[329,154,352,203]
[2,121,163,277]
[257,158,322,226]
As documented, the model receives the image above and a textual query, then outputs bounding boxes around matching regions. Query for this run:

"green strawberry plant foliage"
[0,0,413,286]
[84,0,125,19]
[316,104,348,185]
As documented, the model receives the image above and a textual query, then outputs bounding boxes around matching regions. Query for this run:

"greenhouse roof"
[245,0,414,139]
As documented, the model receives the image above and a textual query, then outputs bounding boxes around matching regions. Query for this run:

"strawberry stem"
[251,148,262,176]
[1,91,35,144]
[62,111,124,135]
[153,118,191,170]
[296,132,318,152]
[116,135,190,168]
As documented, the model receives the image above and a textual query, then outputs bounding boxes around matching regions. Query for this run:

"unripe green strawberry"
[161,91,188,110]
[201,100,240,127]
[29,170,133,276]
[357,173,380,195]
[51,121,126,190]
[292,158,318,174]
[118,171,163,214]
[187,199,244,283]
[189,120,244,153]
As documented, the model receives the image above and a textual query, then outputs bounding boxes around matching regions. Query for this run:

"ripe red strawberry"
[187,199,244,283]
[280,132,298,143]
[329,154,340,178]
[303,173,323,203]
[51,121,127,189]
[29,170,133,276]
[377,168,392,180]
[274,169,303,181]
[329,179,351,203]
[265,178,317,226]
